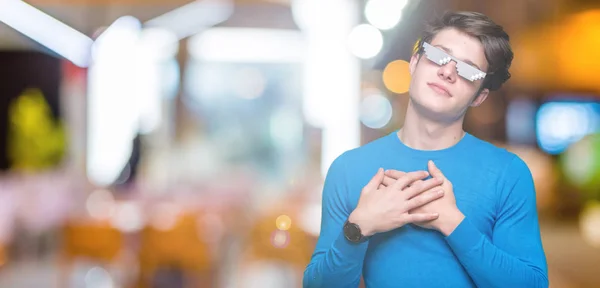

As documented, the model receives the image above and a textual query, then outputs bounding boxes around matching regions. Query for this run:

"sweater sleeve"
[444,155,549,288]
[303,153,369,288]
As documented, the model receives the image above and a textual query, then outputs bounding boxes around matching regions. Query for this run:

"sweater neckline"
[389,129,473,159]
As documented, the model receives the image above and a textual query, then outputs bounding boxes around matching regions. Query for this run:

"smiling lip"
[427,83,451,97]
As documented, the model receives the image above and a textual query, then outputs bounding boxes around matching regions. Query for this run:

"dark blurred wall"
[0,51,61,170]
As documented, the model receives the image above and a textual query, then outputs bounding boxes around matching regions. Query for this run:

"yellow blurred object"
[276,214,292,231]
[511,9,600,93]
[0,244,6,268]
[7,88,66,171]
[137,211,214,287]
[579,200,600,248]
[59,219,126,288]
[246,211,314,268]
[61,220,124,262]
[555,10,600,91]
[382,60,411,94]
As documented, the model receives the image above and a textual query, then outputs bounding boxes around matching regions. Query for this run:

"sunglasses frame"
[421,42,486,82]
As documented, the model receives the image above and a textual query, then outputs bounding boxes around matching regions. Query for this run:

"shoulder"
[464,134,533,188]
[466,135,536,209]
[338,132,394,167]
[471,137,534,201]
[324,133,393,199]
[473,136,531,179]
[466,134,528,172]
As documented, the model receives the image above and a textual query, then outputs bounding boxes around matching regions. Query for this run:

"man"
[303,11,548,288]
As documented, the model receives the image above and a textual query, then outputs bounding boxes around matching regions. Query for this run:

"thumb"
[364,168,384,193]
[428,160,444,179]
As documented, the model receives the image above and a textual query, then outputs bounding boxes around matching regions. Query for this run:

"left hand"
[382,160,465,236]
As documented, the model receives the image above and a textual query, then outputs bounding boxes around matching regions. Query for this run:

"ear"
[470,88,489,107]
[409,53,420,75]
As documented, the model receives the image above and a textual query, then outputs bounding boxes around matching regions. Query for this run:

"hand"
[348,168,445,237]
[383,161,465,236]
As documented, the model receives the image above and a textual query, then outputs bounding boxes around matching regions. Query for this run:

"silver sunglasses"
[422,42,486,82]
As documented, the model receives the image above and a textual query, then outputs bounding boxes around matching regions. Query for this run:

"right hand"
[348,168,445,237]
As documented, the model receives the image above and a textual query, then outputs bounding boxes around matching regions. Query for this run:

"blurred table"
[540,219,600,288]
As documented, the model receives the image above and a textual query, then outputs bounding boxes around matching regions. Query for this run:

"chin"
[417,93,451,113]
[411,97,460,123]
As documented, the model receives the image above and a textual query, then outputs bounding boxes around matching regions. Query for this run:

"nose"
[437,61,457,83]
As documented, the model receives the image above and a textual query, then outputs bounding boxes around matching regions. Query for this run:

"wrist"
[439,209,465,237]
[348,210,375,237]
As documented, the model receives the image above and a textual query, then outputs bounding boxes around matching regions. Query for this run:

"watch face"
[344,221,362,242]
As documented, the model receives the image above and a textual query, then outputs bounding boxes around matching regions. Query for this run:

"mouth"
[427,83,451,97]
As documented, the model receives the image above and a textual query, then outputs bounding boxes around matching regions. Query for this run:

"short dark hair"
[415,11,513,91]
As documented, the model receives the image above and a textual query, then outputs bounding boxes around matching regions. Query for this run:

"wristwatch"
[343,220,368,243]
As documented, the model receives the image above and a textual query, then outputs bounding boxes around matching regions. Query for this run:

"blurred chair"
[238,209,316,288]
[59,220,124,287]
[136,211,215,288]
[0,243,6,270]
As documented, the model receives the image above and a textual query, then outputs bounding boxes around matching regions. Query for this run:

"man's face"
[408,28,490,122]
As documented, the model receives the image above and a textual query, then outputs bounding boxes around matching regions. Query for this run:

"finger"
[391,171,429,191]
[428,160,445,180]
[384,169,406,180]
[378,184,385,190]
[405,188,444,210]
[403,212,439,224]
[382,175,396,187]
[403,177,443,200]
[382,175,415,188]
[363,168,384,193]
[408,179,424,188]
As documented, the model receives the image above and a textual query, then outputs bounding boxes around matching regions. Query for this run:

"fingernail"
[437,189,444,195]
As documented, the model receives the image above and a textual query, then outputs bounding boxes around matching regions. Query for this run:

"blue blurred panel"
[536,99,600,154]
[183,60,305,178]
[506,98,538,145]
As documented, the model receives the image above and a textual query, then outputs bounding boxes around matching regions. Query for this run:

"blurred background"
[0,0,599,287]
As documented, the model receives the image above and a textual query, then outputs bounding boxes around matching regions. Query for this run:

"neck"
[398,100,466,151]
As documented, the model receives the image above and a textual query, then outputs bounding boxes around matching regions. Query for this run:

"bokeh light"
[271,230,290,249]
[150,202,181,231]
[110,201,144,233]
[382,60,411,94]
[84,266,114,288]
[347,24,383,59]
[561,133,600,195]
[86,189,115,220]
[364,0,407,30]
[276,215,292,231]
[536,102,600,155]
[580,200,600,248]
[360,91,393,129]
